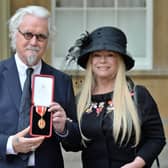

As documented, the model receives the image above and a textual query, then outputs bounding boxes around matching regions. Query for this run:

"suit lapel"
[40,60,53,75]
[3,57,22,112]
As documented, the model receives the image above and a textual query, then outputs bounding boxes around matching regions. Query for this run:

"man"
[0,5,78,168]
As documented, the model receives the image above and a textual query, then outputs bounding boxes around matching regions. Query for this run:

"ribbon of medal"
[36,106,47,129]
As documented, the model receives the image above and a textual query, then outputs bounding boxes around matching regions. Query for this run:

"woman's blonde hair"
[77,55,140,145]
[113,56,140,145]
[77,58,93,140]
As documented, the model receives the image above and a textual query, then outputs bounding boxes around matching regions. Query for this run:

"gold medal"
[38,118,46,129]
[36,106,47,129]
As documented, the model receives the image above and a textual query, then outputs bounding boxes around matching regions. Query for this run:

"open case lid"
[32,74,54,106]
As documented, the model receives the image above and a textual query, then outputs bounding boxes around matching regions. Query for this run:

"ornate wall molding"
[0,0,10,60]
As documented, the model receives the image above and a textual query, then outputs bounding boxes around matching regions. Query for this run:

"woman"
[64,26,166,168]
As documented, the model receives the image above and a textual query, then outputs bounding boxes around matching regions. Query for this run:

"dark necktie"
[17,68,34,132]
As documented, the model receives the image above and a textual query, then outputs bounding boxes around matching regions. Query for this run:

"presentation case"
[29,74,54,138]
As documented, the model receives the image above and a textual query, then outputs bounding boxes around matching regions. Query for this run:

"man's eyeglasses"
[18,29,49,42]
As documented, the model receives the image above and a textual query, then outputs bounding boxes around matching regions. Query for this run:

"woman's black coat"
[62,85,166,168]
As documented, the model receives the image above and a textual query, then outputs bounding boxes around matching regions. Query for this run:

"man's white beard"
[27,55,38,66]
[26,47,40,66]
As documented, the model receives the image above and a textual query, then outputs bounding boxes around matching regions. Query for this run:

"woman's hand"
[121,156,145,168]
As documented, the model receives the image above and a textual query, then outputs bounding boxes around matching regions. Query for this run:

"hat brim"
[77,51,134,71]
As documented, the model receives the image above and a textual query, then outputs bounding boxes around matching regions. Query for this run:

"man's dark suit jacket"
[0,56,78,168]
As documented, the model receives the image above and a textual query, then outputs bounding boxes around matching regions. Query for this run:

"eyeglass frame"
[17,28,49,42]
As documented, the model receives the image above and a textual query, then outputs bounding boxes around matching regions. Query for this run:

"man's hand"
[12,127,45,153]
[49,102,67,134]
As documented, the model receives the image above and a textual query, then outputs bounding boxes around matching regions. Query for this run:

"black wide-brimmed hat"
[76,26,134,70]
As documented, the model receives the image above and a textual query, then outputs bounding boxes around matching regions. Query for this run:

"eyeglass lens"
[18,29,48,42]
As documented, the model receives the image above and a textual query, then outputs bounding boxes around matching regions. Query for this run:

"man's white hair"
[8,5,55,51]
